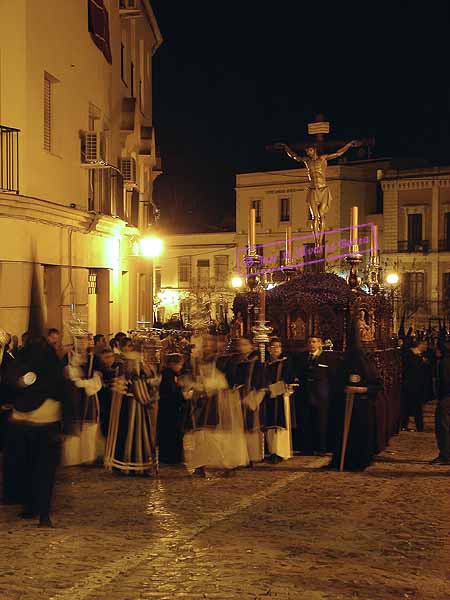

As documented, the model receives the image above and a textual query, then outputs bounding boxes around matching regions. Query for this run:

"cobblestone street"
[1,404,449,600]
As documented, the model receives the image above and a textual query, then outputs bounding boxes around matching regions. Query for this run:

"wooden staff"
[339,385,368,472]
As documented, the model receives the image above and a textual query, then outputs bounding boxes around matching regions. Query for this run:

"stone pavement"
[0,403,449,600]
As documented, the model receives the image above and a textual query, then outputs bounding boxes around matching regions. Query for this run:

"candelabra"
[345,252,363,292]
[367,252,382,295]
[252,318,273,363]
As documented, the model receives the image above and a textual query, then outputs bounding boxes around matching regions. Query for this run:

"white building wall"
[0,0,162,341]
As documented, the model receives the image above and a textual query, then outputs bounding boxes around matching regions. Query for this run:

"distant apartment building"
[0,0,162,339]
[381,165,450,328]
[155,233,237,324]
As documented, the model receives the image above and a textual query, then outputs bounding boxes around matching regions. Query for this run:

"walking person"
[3,337,74,527]
[293,336,340,455]
[158,353,186,464]
[401,340,428,432]
[431,336,450,465]
[260,337,295,463]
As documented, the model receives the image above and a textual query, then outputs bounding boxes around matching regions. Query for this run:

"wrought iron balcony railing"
[398,240,429,253]
[0,125,20,194]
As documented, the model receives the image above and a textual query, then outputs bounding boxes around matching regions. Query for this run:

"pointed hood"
[344,313,377,384]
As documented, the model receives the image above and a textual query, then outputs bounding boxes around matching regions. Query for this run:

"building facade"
[381,166,450,328]
[235,164,384,279]
[0,0,162,341]
[156,162,385,322]
[155,232,237,324]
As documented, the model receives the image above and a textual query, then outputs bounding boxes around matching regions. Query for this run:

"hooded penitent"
[7,339,66,413]
[345,314,379,385]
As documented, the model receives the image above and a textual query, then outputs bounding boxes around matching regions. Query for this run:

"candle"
[371,224,378,261]
[350,206,359,253]
[248,207,256,252]
[287,225,293,263]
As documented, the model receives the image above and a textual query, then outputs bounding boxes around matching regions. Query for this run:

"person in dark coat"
[3,337,74,527]
[330,318,383,471]
[401,339,428,431]
[292,336,340,455]
[157,353,186,464]
[260,337,295,463]
[431,337,450,465]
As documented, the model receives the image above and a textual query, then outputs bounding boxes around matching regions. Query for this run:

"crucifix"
[268,115,363,247]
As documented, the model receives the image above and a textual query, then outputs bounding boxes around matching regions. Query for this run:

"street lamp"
[138,234,164,328]
[385,272,400,333]
[139,235,163,258]
[386,272,399,286]
[231,275,243,289]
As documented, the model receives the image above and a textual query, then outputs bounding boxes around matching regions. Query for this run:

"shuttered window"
[178,257,191,287]
[403,272,425,304]
[214,255,229,285]
[44,74,52,152]
[197,259,210,287]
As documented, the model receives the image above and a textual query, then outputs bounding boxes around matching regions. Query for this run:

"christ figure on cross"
[276,139,361,245]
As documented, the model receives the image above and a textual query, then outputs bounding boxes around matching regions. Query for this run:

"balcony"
[439,239,450,252]
[398,240,429,253]
[0,125,20,194]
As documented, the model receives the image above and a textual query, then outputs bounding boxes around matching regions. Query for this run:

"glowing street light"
[386,272,399,286]
[140,235,163,258]
[231,275,243,289]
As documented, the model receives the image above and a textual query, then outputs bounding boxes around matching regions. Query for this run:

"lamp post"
[139,234,164,327]
[385,272,399,333]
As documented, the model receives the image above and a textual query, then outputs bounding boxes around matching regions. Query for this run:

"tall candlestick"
[370,223,378,261]
[259,287,266,321]
[350,206,359,253]
[248,207,256,253]
[286,225,293,263]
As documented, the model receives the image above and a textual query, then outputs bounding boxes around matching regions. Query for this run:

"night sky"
[151,1,450,232]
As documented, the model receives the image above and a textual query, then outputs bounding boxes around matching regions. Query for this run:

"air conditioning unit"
[119,157,137,184]
[81,131,105,164]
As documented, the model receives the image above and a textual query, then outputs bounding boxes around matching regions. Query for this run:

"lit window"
[251,199,262,224]
[280,197,291,222]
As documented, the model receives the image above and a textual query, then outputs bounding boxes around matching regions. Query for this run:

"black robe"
[330,357,383,471]
[158,368,186,464]
[260,356,294,430]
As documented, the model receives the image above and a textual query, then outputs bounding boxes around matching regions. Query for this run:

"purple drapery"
[88,0,112,64]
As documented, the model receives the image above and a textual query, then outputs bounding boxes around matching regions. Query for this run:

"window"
[214,255,229,285]
[443,273,450,306]
[139,40,145,113]
[251,199,262,224]
[279,249,286,267]
[197,259,210,287]
[403,272,425,305]
[178,257,191,287]
[408,213,422,244]
[88,270,97,295]
[121,43,125,81]
[256,244,264,258]
[280,197,291,222]
[44,74,52,152]
[88,169,112,214]
[154,266,161,292]
[130,61,135,97]
[445,213,450,249]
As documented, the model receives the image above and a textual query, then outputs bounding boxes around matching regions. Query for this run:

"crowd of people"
[0,321,449,529]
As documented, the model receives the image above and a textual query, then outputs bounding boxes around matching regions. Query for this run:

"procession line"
[49,460,326,600]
